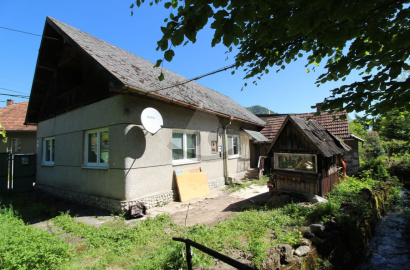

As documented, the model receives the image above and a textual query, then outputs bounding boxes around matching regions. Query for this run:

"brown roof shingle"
[261,111,350,141]
[0,102,36,131]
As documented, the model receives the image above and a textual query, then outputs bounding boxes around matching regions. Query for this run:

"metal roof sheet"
[242,129,270,142]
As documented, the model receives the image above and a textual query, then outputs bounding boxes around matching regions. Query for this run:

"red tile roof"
[0,102,37,131]
[261,111,350,141]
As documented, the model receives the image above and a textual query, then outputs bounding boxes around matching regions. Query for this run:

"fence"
[0,153,36,193]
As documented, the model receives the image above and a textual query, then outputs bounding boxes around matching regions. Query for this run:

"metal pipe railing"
[172,237,256,270]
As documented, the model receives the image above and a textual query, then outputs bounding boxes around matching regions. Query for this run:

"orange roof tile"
[261,111,350,141]
[0,102,37,131]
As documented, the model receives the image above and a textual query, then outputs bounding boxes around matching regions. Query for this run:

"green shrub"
[388,153,410,183]
[0,206,73,270]
[359,157,390,180]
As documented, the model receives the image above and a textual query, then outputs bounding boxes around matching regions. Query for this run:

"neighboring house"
[0,100,36,153]
[259,110,363,175]
[25,17,267,213]
[268,115,351,196]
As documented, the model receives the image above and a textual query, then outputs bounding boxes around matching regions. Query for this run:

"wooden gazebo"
[267,115,351,197]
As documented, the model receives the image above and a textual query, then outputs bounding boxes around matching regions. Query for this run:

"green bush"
[359,157,390,180]
[388,153,410,183]
[0,206,73,270]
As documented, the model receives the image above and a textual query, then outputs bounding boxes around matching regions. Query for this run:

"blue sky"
[0,0,360,116]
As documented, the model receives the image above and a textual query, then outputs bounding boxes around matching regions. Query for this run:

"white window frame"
[84,127,109,168]
[228,135,240,158]
[172,130,200,165]
[274,153,317,173]
[42,137,55,166]
[10,138,21,153]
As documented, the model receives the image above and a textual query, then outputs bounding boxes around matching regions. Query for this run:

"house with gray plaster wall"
[25,17,267,213]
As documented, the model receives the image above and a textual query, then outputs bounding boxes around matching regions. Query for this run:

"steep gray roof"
[270,115,351,157]
[47,17,264,126]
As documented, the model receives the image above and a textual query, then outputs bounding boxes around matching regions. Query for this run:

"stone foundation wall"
[34,173,235,214]
[35,184,125,213]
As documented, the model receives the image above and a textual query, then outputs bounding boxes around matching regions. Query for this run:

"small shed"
[267,115,351,197]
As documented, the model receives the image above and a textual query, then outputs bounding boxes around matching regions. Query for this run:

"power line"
[0,87,29,95]
[151,64,236,93]
[0,93,29,99]
[0,26,59,41]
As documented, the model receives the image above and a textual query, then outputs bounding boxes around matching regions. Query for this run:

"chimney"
[316,103,321,113]
[6,99,14,106]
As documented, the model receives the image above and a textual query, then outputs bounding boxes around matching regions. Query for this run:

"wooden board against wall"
[175,172,210,202]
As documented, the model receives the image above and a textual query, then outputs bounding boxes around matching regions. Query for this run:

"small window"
[10,138,21,153]
[228,135,240,158]
[84,128,109,168]
[274,153,317,173]
[172,131,199,164]
[42,137,55,165]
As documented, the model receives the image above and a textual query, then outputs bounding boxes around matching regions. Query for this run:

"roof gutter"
[122,85,264,127]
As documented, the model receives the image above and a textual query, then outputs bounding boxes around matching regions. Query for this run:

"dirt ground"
[29,184,270,229]
[149,184,270,227]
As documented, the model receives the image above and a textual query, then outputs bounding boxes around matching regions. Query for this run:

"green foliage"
[348,119,367,140]
[387,153,410,182]
[364,131,385,158]
[246,105,275,115]
[0,124,6,143]
[373,109,410,141]
[360,157,390,181]
[309,176,382,222]
[0,206,73,270]
[131,0,410,116]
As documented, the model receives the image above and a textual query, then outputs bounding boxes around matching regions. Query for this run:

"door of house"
[0,153,36,193]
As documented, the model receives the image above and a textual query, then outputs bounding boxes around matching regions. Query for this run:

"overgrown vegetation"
[350,108,410,187]
[0,206,73,270]
[0,172,403,269]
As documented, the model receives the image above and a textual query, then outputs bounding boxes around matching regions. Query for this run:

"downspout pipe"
[223,117,233,184]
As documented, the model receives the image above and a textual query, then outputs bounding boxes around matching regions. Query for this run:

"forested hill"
[246,105,275,115]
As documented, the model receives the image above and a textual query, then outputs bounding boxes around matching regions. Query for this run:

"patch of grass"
[0,205,73,270]
[53,213,185,270]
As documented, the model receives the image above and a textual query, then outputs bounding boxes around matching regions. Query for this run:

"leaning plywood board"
[175,172,210,202]
[175,167,201,175]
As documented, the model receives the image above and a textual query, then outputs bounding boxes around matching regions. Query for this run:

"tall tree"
[373,109,410,141]
[131,0,410,116]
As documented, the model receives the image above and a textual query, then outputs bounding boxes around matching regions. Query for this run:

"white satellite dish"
[141,107,163,134]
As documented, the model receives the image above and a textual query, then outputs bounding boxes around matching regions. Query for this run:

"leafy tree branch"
[131,0,410,116]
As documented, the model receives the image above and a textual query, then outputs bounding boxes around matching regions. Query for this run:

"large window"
[42,137,55,165]
[172,131,199,164]
[228,135,240,158]
[274,153,317,173]
[85,128,109,168]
